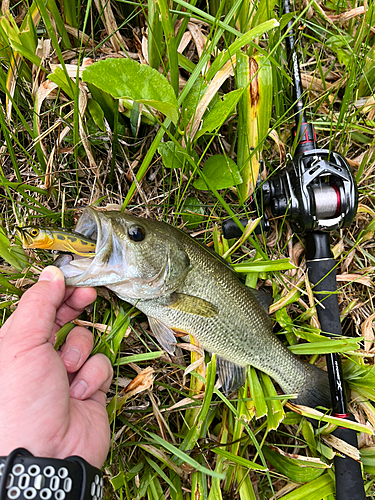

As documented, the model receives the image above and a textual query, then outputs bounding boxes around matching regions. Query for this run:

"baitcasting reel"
[222,148,358,239]
[259,147,358,233]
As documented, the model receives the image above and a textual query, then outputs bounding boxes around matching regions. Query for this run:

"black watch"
[0,448,103,500]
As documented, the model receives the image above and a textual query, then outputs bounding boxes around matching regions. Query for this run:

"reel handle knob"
[222,216,269,239]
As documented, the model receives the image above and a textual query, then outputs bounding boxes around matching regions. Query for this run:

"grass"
[0,0,375,498]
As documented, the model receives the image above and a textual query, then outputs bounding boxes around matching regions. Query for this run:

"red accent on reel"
[333,413,350,419]
[332,184,341,216]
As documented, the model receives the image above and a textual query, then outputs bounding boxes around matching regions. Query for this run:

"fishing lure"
[16,226,96,256]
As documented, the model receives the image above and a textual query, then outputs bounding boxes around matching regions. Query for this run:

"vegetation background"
[0,0,375,498]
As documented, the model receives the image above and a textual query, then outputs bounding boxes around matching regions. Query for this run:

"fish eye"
[128,225,146,242]
[30,228,39,237]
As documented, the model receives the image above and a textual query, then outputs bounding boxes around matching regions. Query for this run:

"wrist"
[0,448,103,500]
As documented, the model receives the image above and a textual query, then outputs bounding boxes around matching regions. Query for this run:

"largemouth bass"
[16,226,96,256]
[55,207,331,407]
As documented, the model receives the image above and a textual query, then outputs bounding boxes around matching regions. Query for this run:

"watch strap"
[0,448,103,500]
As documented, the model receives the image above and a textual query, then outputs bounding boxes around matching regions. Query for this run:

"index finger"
[53,286,97,334]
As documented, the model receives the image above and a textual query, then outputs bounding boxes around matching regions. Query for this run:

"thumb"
[3,266,66,349]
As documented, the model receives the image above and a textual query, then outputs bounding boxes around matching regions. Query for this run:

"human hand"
[0,266,113,469]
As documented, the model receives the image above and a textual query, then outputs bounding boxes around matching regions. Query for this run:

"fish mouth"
[55,207,119,287]
[55,207,172,299]
[15,227,32,247]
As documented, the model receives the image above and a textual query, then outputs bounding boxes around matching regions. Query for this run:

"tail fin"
[294,363,332,409]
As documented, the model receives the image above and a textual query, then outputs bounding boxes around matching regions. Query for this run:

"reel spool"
[311,184,341,220]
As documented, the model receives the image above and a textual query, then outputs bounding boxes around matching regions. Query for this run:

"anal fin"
[148,316,176,355]
[249,288,272,313]
[216,356,246,394]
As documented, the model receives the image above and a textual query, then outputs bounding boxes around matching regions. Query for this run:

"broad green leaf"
[277,474,334,500]
[196,89,243,139]
[48,66,74,99]
[232,258,296,273]
[181,76,208,123]
[288,404,372,434]
[260,372,285,430]
[194,155,242,191]
[288,337,360,355]
[302,420,318,457]
[248,366,267,419]
[0,229,28,271]
[206,18,279,81]
[87,98,105,131]
[282,412,302,425]
[263,446,328,483]
[316,441,336,461]
[82,59,179,125]
[237,52,273,201]
[9,40,41,67]
[122,0,264,207]
[181,197,205,229]
[275,308,297,346]
[360,446,375,472]
[252,0,279,27]
[54,323,74,350]
[180,355,217,453]
[343,359,375,389]
[110,463,145,493]
[158,141,188,169]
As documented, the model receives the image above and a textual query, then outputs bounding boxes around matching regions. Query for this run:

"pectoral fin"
[216,356,246,394]
[168,293,218,318]
[148,316,176,355]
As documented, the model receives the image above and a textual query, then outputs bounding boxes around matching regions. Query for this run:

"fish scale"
[54,207,331,406]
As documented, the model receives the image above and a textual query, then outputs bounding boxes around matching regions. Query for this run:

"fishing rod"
[223,1,365,498]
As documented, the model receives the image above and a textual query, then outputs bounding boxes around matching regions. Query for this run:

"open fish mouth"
[54,207,117,287]
[54,207,187,300]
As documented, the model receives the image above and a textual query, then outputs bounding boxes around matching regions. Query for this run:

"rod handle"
[333,415,366,500]
[305,252,347,415]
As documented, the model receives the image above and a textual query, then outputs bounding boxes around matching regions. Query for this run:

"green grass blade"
[148,432,226,480]
[157,0,179,97]
[277,474,334,500]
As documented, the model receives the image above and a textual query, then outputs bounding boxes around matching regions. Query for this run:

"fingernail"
[61,348,81,367]
[70,380,88,399]
[39,266,63,282]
